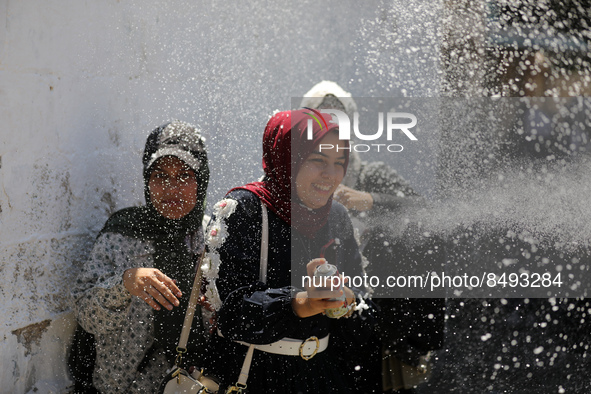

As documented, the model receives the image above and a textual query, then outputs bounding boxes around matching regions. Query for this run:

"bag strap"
[173,248,206,368]
[259,201,269,283]
[226,202,268,393]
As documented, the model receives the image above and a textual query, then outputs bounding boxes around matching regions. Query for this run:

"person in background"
[301,81,445,393]
[201,109,377,393]
[70,120,210,393]
[300,81,422,246]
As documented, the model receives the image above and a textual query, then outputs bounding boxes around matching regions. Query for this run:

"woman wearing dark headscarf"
[202,109,376,393]
[71,120,209,393]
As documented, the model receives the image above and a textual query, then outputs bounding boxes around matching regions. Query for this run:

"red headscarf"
[231,108,348,238]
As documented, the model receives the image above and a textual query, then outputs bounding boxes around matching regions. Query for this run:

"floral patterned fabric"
[72,231,202,393]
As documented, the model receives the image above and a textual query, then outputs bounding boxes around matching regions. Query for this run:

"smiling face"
[148,156,198,219]
[295,131,347,209]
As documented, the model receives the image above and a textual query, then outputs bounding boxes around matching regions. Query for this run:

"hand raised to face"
[333,184,374,211]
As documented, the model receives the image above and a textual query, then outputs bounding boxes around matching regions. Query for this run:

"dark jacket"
[346,156,445,393]
[203,190,377,393]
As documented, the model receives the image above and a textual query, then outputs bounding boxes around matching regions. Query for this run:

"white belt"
[235,334,330,360]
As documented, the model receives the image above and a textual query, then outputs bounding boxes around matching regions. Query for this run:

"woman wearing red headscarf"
[202,109,376,393]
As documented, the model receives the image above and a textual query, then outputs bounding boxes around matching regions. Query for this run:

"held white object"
[313,262,349,319]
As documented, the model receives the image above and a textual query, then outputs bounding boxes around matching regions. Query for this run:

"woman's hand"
[291,258,355,318]
[123,268,182,311]
[334,184,373,211]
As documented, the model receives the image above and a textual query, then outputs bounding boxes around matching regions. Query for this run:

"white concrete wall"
[0,1,441,392]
